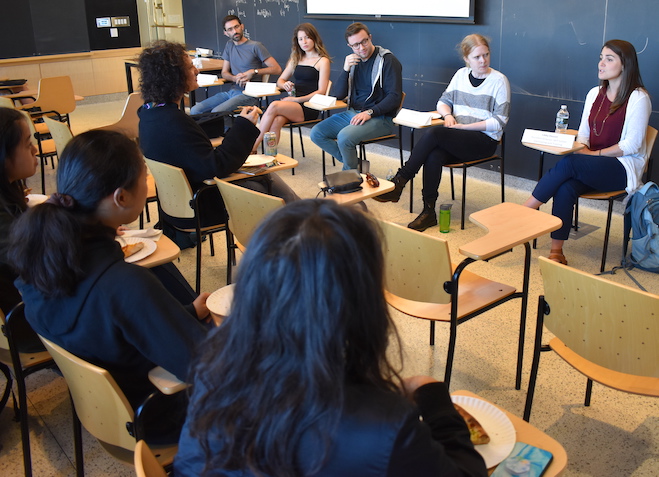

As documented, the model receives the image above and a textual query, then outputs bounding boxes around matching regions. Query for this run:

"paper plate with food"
[117,237,157,263]
[451,395,516,468]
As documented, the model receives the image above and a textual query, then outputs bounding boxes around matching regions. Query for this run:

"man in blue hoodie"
[311,22,403,170]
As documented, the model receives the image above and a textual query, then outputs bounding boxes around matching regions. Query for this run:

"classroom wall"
[184,0,659,181]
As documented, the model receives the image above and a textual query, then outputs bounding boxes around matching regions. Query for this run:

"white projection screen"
[305,0,475,24]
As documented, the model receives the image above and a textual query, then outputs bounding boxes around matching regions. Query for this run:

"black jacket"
[17,234,207,408]
[138,103,259,228]
[174,382,487,477]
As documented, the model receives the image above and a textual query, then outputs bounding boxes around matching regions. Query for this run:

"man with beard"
[190,15,282,115]
[310,22,402,170]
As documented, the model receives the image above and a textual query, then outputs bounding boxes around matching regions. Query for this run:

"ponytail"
[9,201,86,296]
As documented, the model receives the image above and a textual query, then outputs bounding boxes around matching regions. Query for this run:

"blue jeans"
[190,87,258,115]
[310,109,394,170]
[532,154,627,240]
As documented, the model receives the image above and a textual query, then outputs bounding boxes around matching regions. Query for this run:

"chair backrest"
[144,157,195,219]
[643,125,658,176]
[38,335,138,451]
[134,440,167,477]
[0,96,15,108]
[325,80,332,95]
[43,116,73,156]
[215,179,285,248]
[35,76,76,115]
[96,92,142,140]
[376,218,452,304]
[539,256,659,377]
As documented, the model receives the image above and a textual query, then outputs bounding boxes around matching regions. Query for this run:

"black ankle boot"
[373,171,408,203]
[408,202,437,231]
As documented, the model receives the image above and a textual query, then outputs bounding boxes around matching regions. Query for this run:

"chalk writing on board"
[257,9,272,18]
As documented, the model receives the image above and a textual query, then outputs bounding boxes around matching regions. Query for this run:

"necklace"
[592,91,610,137]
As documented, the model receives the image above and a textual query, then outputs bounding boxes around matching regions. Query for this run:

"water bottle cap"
[561,105,567,109]
[440,204,453,210]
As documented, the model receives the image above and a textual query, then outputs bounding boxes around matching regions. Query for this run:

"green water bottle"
[439,204,452,233]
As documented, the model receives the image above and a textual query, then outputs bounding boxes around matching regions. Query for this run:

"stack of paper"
[308,94,337,107]
[245,82,278,95]
[395,108,435,127]
[197,74,219,86]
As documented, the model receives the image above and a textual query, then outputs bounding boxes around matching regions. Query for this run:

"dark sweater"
[334,45,403,118]
[138,103,259,227]
[16,234,207,408]
[174,382,487,477]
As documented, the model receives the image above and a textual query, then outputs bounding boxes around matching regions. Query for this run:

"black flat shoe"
[408,210,437,231]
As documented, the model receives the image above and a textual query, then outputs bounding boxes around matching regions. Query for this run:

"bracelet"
[444,113,453,118]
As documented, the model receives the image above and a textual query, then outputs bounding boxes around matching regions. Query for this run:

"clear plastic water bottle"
[555,105,569,133]
[385,169,395,181]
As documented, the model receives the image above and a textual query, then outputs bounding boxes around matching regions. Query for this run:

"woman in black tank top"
[252,23,331,152]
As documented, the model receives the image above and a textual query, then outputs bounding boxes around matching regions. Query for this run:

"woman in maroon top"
[523,39,651,265]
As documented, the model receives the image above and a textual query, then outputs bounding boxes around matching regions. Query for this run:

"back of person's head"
[0,107,29,215]
[138,40,188,104]
[188,199,401,477]
[345,22,370,42]
[458,33,490,61]
[9,130,143,297]
[601,39,645,112]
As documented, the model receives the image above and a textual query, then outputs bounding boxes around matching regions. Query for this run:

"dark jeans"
[532,154,627,240]
[400,127,498,204]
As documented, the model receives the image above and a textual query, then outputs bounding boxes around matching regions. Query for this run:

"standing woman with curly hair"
[251,23,331,152]
[174,200,487,477]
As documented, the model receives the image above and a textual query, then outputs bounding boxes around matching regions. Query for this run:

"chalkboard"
[185,0,659,182]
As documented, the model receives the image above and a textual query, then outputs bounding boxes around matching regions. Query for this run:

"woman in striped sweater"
[375,34,511,231]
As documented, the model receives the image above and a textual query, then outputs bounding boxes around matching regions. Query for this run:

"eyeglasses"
[348,37,370,50]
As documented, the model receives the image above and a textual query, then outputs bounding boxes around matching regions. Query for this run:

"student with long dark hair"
[523,39,651,265]
[175,200,487,477]
[0,107,37,315]
[9,131,208,439]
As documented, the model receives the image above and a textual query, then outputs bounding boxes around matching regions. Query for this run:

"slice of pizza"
[122,242,145,259]
[453,403,490,445]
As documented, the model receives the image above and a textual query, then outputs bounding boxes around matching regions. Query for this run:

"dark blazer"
[138,103,259,228]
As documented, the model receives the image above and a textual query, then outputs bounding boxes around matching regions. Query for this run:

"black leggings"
[400,127,498,203]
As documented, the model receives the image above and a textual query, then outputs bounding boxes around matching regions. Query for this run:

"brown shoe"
[548,249,568,265]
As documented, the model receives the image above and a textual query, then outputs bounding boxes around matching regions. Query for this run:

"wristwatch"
[365,109,373,116]
[254,69,259,75]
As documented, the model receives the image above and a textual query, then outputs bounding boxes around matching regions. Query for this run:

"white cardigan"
[576,87,652,194]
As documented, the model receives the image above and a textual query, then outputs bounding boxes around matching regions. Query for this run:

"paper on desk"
[395,108,433,126]
[522,129,575,149]
[197,74,219,86]
[245,82,278,95]
[121,228,163,241]
[308,94,337,107]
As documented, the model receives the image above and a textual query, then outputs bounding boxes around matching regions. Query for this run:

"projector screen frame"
[304,1,476,25]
